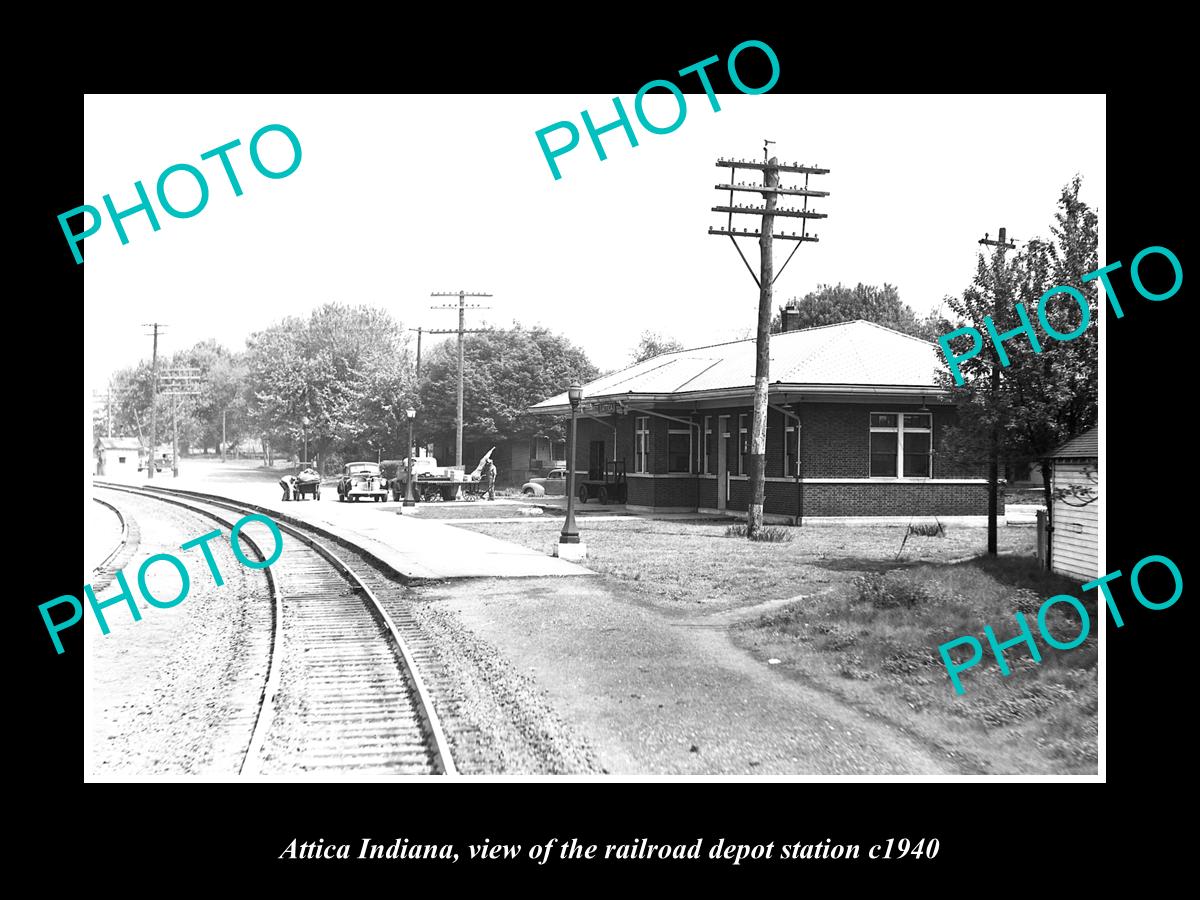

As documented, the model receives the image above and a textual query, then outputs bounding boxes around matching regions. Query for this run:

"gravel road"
[88,489,272,776]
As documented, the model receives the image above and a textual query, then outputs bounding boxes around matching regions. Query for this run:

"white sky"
[83,93,1105,389]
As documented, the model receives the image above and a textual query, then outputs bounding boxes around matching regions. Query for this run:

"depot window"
[869,412,932,478]
[668,427,692,473]
[635,417,650,474]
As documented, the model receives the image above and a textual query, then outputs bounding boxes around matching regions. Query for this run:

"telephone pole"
[430,291,492,466]
[409,327,423,379]
[708,145,830,537]
[978,227,1018,557]
[90,383,112,437]
[160,367,202,478]
[143,323,166,479]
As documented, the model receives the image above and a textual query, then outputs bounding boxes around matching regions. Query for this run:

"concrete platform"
[104,477,593,582]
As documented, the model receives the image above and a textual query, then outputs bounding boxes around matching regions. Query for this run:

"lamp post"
[301,415,310,464]
[404,407,417,506]
[560,382,582,547]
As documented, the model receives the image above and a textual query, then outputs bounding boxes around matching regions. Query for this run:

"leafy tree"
[631,330,684,363]
[769,283,939,340]
[418,324,598,448]
[244,304,414,467]
[936,176,1099,514]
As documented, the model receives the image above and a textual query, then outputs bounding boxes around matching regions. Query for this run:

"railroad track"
[91,496,140,592]
[94,482,457,777]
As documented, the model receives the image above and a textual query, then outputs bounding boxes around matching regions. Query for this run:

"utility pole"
[708,145,830,537]
[160,367,201,478]
[90,384,112,437]
[142,323,166,479]
[978,227,1018,557]
[409,327,423,379]
[221,409,227,463]
[429,291,492,467]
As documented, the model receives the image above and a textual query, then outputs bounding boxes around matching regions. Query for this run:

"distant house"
[529,320,994,522]
[95,437,141,477]
[1047,427,1098,581]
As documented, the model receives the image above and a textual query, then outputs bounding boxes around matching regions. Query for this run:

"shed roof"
[97,437,142,450]
[531,320,946,412]
[1050,426,1098,459]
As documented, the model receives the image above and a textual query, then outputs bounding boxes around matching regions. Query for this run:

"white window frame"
[738,414,748,475]
[869,411,933,479]
[667,427,693,474]
[702,416,712,474]
[635,416,650,474]
[784,421,798,478]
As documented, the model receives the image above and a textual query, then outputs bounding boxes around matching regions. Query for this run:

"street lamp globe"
[406,407,416,420]
[568,382,583,408]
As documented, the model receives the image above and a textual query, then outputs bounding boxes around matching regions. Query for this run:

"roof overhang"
[529,383,953,416]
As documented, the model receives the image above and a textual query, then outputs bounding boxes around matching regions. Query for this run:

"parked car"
[521,468,568,497]
[337,461,389,502]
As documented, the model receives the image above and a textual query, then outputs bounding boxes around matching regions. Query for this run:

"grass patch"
[724,524,794,542]
[454,519,1036,611]
[733,555,1097,774]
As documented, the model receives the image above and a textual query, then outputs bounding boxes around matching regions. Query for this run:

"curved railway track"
[95,482,457,777]
[90,496,141,593]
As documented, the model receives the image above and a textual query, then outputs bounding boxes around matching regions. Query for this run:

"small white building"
[95,437,142,477]
[1048,427,1098,582]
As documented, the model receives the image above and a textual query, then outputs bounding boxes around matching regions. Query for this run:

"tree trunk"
[747,158,780,538]
[1040,457,1053,566]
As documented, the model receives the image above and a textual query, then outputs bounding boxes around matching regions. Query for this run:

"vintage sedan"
[521,468,568,497]
[337,462,389,502]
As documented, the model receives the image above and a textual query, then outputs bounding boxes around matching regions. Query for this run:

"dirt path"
[417,576,956,775]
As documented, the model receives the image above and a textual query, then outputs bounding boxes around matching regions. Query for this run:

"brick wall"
[627,476,698,508]
[801,480,992,516]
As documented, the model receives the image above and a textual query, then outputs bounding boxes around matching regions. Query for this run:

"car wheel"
[315,490,321,500]
[578,484,589,503]
[598,487,609,505]
[523,487,534,496]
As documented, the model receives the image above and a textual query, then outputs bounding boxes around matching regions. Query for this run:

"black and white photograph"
[75,90,1112,784]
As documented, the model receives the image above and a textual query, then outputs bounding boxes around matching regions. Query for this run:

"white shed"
[1048,427,1098,582]
[95,437,142,477]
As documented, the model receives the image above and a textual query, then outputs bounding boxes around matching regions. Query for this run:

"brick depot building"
[529,320,994,522]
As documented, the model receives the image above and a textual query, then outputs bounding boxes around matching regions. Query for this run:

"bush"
[725,524,794,542]
[907,521,945,537]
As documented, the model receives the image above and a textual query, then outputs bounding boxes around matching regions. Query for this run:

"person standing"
[485,460,497,501]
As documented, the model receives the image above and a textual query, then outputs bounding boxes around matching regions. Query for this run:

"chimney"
[781,299,802,332]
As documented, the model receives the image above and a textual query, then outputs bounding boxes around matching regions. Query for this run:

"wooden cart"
[576,460,627,505]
